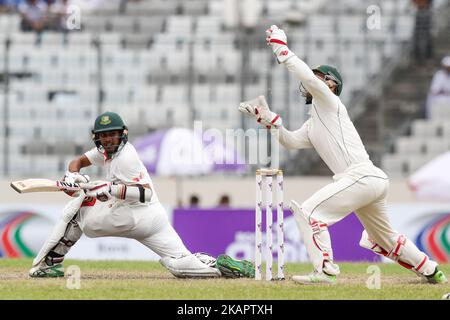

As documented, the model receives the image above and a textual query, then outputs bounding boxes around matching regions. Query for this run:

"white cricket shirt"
[85,142,159,205]
[278,55,374,176]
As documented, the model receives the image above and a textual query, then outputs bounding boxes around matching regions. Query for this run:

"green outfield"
[0,259,449,300]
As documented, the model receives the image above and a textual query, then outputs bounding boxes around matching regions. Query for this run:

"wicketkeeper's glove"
[265,25,295,64]
[238,95,283,129]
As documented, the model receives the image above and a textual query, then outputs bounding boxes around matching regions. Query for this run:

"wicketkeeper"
[239,25,448,284]
[30,111,241,279]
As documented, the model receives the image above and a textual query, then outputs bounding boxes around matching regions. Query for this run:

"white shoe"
[292,272,337,285]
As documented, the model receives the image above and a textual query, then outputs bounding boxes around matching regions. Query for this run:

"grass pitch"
[0,259,449,300]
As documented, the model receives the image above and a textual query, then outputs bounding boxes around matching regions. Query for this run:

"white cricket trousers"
[295,162,436,276]
[76,200,191,258]
[302,163,394,249]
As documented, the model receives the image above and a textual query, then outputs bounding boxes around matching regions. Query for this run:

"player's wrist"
[258,111,283,129]
[272,46,295,64]
[268,112,283,128]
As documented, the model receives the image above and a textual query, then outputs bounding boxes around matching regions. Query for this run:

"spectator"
[0,0,11,12]
[19,0,49,33]
[217,194,231,208]
[0,0,22,12]
[412,0,434,64]
[426,56,450,118]
[48,0,70,32]
[188,195,200,208]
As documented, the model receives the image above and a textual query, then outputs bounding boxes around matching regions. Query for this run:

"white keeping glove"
[63,171,90,197]
[265,25,295,63]
[84,181,112,202]
[238,95,283,129]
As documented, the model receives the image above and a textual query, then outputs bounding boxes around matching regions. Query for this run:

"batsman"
[29,111,226,278]
[239,25,448,285]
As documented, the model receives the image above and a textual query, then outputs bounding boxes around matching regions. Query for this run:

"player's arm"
[64,147,107,185]
[68,155,92,172]
[278,120,313,150]
[238,96,312,148]
[266,25,337,109]
[111,183,153,203]
[84,181,153,203]
[62,155,92,189]
[85,153,154,202]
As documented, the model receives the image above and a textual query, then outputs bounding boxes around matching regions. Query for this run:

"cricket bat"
[10,179,88,194]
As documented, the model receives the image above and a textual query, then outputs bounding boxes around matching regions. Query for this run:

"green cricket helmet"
[92,111,128,158]
[312,65,343,96]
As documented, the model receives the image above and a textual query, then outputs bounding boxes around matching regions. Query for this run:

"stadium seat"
[193,84,212,105]
[411,119,440,138]
[407,155,434,173]
[136,16,165,34]
[381,154,408,177]
[66,33,93,47]
[8,156,33,178]
[266,0,293,19]
[103,86,135,106]
[166,16,194,35]
[308,15,336,34]
[161,85,189,105]
[425,137,450,157]
[108,16,137,34]
[123,34,151,49]
[39,32,66,46]
[395,137,426,155]
[134,85,160,106]
[97,33,123,49]
[208,0,225,17]
[0,0,425,177]
[441,121,450,137]
[182,0,208,15]
[0,14,20,34]
[10,32,37,46]
[429,102,450,120]
[82,16,109,33]
[196,16,223,34]
[90,0,121,16]
[125,0,179,16]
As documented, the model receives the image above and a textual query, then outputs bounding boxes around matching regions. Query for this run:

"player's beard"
[299,84,312,104]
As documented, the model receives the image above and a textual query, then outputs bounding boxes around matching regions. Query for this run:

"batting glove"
[63,171,90,197]
[85,181,112,202]
[265,25,295,63]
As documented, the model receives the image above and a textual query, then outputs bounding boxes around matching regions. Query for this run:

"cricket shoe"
[29,264,64,278]
[216,254,255,278]
[424,268,448,284]
[292,271,337,285]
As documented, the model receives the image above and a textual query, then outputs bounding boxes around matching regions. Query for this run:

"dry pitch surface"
[0,259,449,300]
